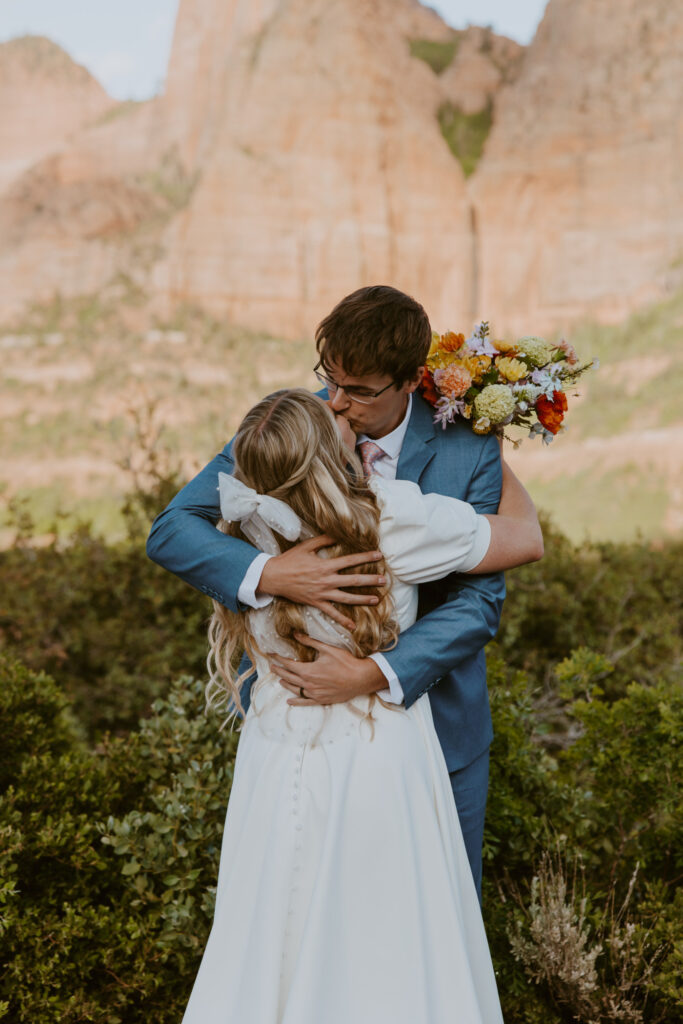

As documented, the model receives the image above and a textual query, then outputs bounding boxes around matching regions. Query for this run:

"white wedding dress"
[182,477,504,1024]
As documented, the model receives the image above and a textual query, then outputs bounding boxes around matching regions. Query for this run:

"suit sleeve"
[380,434,506,710]
[145,443,263,611]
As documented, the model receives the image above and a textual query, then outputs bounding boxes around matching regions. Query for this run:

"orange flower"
[434,363,473,399]
[440,331,466,353]
[420,367,440,406]
[535,390,568,434]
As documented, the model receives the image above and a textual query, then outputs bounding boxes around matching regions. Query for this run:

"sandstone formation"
[152,0,476,336]
[0,36,116,194]
[0,0,681,342]
[471,0,683,333]
[0,41,183,322]
[439,26,523,116]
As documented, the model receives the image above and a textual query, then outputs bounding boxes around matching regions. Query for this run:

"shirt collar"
[357,393,412,460]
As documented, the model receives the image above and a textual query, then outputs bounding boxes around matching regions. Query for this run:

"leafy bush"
[2,487,682,1021]
[408,36,460,75]
[438,99,493,177]
[499,521,683,744]
[2,647,680,1023]
[0,472,211,739]
[0,656,237,1023]
[483,652,682,1023]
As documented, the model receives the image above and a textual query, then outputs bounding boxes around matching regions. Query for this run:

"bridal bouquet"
[419,322,595,445]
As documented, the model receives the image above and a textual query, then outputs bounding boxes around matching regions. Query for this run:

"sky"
[0,0,548,101]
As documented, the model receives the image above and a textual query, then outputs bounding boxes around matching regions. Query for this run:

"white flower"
[433,395,467,429]
[466,321,498,358]
[512,381,543,403]
[530,368,561,399]
[529,422,556,445]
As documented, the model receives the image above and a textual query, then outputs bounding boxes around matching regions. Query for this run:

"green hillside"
[1,283,681,545]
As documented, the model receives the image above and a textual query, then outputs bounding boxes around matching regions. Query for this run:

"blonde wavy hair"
[205,388,399,730]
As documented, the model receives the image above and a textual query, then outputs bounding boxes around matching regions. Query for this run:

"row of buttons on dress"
[280,742,307,988]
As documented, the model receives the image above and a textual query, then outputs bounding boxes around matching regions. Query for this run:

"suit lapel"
[396,395,437,484]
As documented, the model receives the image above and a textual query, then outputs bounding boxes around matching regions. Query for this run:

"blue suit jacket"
[146,393,505,771]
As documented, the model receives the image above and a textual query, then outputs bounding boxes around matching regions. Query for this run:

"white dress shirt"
[236,395,415,702]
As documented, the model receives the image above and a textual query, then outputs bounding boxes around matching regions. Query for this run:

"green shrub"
[2,648,680,1022]
[2,494,682,1021]
[408,36,460,75]
[500,521,683,713]
[483,650,682,1023]
[438,99,493,176]
[0,510,211,739]
[0,656,133,1021]
[0,657,237,1022]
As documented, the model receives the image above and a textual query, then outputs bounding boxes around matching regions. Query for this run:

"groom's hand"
[258,537,385,631]
[270,633,385,705]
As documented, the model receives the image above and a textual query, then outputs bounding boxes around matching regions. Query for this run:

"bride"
[182,388,541,1023]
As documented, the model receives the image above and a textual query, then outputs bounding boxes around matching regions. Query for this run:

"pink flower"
[556,338,579,365]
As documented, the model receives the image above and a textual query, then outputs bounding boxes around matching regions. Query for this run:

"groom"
[146,285,505,899]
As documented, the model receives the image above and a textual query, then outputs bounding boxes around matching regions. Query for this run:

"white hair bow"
[217,472,307,555]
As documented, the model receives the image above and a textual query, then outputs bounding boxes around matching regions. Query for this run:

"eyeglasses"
[313,362,396,405]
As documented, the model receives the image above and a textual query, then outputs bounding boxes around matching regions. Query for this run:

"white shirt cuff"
[237,552,275,609]
[461,515,492,572]
[369,652,404,704]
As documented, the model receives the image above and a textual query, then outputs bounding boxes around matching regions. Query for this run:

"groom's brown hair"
[315,285,432,386]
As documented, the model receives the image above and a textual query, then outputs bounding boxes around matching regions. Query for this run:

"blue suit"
[146,393,505,894]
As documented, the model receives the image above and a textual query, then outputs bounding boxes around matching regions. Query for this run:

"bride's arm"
[369,455,542,585]
[467,453,543,574]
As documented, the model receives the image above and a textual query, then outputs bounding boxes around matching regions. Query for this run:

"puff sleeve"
[368,476,491,584]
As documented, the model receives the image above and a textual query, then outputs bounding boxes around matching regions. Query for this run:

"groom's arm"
[379,436,505,709]
[146,443,264,611]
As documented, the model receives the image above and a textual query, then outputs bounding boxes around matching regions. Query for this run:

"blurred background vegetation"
[2,284,683,547]
[1,451,681,1022]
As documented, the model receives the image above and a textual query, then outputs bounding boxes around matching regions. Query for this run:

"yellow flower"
[473,417,492,434]
[428,332,442,359]
[462,354,492,382]
[473,383,515,424]
[495,356,527,382]
[493,338,519,355]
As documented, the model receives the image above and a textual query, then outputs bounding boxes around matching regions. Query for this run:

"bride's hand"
[258,536,385,631]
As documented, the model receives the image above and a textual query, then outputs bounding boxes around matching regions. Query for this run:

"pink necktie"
[357,439,385,478]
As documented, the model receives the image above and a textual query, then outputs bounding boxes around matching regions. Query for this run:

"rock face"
[471,0,683,332]
[439,26,523,116]
[0,0,681,340]
[0,35,190,322]
[0,36,115,194]
[152,0,474,336]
